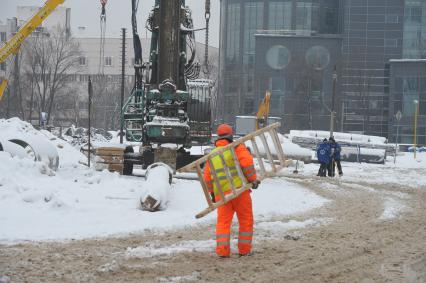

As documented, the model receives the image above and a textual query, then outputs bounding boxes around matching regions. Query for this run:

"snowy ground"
[1,118,425,246]
[0,119,327,243]
[2,121,426,283]
[0,148,328,243]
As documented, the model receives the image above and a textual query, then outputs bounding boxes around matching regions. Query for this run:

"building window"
[385,39,398,48]
[402,77,419,116]
[79,74,89,82]
[324,8,336,29]
[226,3,241,62]
[386,14,399,24]
[243,97,254,114]
[403,1,426,58]
[296,2,319,32]
[407,5,422,23]
[79,56,86,66]
[243,2,264,64]
[269,1,292,30]
[105,57,113,66]
[0,32,6,42]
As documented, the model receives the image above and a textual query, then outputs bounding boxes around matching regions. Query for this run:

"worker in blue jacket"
[317,138,331,177]
[328,137,343,177]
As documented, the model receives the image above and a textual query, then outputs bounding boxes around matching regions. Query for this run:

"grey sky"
[0,0,220,47]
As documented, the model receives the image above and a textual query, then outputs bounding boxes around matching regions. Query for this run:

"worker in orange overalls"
[204,124,260,257]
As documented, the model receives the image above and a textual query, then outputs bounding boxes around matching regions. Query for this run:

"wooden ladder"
[178,122,287,219]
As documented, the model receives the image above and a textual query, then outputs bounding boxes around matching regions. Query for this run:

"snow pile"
[289,130,387,144]
[0,162,327,243]
[127,240,214,258]
[62,125,112,148]
[297,152,426,189]
[0,118,60,170]
[279,133,312,161]
[245,132,311,162]
[140,163,173,211]
[0,118,87,168]
[379,197,407,220]
[0,119,328,243]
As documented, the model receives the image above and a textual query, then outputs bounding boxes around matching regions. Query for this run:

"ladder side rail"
[259,133,277,172]
[250,138,266,177]
[196,163,213,207]
[269,129,286,168]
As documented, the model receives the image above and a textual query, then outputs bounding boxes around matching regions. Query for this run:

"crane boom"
[0,0,65,100]
[0,0,65,63]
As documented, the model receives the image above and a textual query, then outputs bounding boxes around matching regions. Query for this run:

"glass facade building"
[219,0,426,144]
[388,60,426,145]
[219,0,340,126]
[340,0,405,137]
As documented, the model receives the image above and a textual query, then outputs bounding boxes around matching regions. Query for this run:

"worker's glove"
[210,192,216,203]
[251,180,261,190]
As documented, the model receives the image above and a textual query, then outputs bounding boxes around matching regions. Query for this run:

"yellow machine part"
[0,0,64,63]
[0,0,64,102]
[255,91,271,130]
[0,79,7,100]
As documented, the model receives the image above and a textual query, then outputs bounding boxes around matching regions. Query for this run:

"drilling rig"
[97,0,212,175]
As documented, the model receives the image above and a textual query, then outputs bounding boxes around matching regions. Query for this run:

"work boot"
[238,251,253,257]
[339,172,343,177]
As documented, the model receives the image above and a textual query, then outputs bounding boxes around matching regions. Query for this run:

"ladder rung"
[230,147,249,187]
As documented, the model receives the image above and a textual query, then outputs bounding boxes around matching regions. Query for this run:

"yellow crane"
[255,91,271,130]
[0,0,65,100]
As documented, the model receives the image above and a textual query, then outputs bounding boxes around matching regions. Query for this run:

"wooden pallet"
[94,146,125,174]
[178,122,287,219]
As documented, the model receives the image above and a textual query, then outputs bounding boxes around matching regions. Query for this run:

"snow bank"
[298,152,426,188]
[245,132,311,162]
[0,119,328,243]
[379,197,406,220]
[289,130,387,144]
[0,118,60,170]
[0,155,327,243]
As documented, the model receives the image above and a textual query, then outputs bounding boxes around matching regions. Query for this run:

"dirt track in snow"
[1,172,426,283]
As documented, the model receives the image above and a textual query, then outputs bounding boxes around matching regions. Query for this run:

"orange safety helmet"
[217,124,233,138]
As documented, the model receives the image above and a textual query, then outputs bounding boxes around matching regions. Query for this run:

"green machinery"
[121,0,212,174]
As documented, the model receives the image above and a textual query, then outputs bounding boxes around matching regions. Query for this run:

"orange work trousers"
[215,190,253,257]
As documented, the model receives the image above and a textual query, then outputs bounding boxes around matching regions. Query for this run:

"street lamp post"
[413,100,419,159]
[394,110,402,164]
[330,65,337,138]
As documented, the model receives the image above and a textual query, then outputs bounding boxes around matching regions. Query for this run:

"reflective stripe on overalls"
[210,147,244,198]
